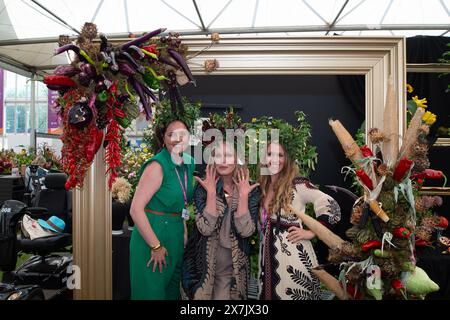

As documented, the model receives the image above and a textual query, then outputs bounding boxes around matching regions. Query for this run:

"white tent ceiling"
[0,0,449,75]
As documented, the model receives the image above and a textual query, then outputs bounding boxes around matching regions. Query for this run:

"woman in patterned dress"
[182,141,260,300]
[259,142,341,300]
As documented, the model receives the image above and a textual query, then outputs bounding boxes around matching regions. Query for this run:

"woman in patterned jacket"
[182,141,260,300]
[259,141,341,300]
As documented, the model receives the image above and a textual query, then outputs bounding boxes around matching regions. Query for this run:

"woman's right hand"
[194,164,218,195]
[147,247,168,273]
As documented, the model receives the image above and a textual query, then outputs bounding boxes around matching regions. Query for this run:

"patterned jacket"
[182,179,260,300]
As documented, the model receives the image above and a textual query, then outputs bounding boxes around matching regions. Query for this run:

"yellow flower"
[412,96,427,109]
[251,118,257,123]
[406,84,413,93]
[143,148,149,153]
[422,111,437,125]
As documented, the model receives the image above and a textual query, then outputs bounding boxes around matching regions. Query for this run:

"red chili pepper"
[393,227,411,238]
[44,75,76,87]
[141,44,158,54]
[438,216,449,229]
[360,145,374,158]
[393,157,414,182]
[361,240,382,252]
[109,82,118,94]
[411,172,426,180]
[415,239,428,247]
[424,169,444,179]
[114,108,125,118]
[346,283,362,300]
[356,168,374,190]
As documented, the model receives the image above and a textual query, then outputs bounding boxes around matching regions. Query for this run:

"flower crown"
[201,108,245,147]
[248,111,318,177]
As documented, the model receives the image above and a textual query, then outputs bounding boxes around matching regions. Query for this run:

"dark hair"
[154,119,189,151]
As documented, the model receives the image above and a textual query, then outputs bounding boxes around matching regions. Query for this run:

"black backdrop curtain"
[338,36,450,126]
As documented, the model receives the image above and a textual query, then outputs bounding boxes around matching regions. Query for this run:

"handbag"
[20,214,55,240]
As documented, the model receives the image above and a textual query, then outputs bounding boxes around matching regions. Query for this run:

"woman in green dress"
[129,119,195,300]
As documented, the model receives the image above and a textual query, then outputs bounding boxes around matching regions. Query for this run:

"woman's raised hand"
[194,164,218,195]
[233,168,260,197]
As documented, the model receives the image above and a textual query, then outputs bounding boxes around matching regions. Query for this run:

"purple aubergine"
[80,63,96,78]
[118,62,136,77]
[129,77,152,120]
[53,65,80,77]
[370,214,383,238]
[119,52,145,74]
[100,52,111,63]
[46,84,69,91]
[78,72,92,87]
[54,44,87,63]
[121,28,166,50]
[118,63,136,77]
[110,51,119,72]
[167,48,196,86]
[174,85,184,113]
[127,45,145,59]
[168,88,177,114]
[138,80,157,102]
[95,80,107,93]
[158,55,179,69]
[118,94,130,103]
[100,33,108,52]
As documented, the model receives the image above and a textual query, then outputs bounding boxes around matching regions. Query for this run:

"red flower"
[360,145,374,158]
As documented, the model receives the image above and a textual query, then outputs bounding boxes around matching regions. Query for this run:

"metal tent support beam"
[302,0,329,26]
[30,73,36,150]
[2,23,450,48]
[91,0,104,22]
[30,0,80,34]
[325,0,349,35]
[192,0,206,31]
[160,0,202,29]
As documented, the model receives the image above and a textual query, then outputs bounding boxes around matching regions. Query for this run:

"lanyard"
[175,166,188,206]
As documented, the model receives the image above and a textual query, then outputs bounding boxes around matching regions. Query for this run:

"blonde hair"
[32,155,46,167]
[258,143,299,214]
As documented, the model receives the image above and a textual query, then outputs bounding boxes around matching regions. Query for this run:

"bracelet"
[151,243,162,251]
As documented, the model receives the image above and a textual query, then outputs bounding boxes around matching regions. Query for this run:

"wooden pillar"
[73,147,112,300]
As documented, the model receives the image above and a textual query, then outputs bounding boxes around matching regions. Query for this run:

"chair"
[18,173,72,256]
[0,173,73,292]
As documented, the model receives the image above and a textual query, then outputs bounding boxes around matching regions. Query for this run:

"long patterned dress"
[259,177,341,300]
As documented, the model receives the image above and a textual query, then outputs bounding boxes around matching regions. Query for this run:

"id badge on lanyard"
[175,167,190,221]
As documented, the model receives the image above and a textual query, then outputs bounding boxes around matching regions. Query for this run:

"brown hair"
[258,143,299,214]
[154,119,189,151]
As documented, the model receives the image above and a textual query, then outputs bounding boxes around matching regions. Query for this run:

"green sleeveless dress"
[129,147,194,300]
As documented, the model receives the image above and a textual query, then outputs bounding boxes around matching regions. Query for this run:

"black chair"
[0,174,73,295]
[18,173,72,256]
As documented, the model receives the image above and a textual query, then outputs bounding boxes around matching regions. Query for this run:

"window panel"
[36,103,48,133]
[15,104,30,133]
[5,104,15,134]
